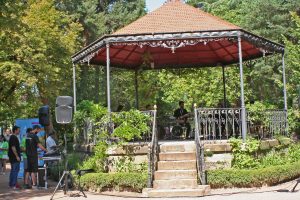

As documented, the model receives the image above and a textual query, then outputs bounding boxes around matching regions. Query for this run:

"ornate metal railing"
[194,105,206,185]
[195,108,243,140]
[147,108,158,188]
[247,109,287,139]
[194,108,287,140]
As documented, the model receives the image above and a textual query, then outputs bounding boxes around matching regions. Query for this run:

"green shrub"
[259,150,288,167]
[80,172,147,192]
[114,155,148,173]
[112,109,151,142]
[230,137,260,169]
[207,161,300,188]
[288,143,300,163]
[80,141,108,172]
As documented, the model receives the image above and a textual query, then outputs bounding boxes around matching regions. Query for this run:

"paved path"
[1,164,300,200]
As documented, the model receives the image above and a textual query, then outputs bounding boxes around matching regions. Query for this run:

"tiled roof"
[113,0,240,35]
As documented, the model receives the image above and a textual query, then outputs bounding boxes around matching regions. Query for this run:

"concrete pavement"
[1,163,300,200]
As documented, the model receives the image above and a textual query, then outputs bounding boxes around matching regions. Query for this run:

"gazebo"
[71,0,287,142]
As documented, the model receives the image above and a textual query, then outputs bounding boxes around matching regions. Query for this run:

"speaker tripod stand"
[291,178,300,192]
[50,132,86,200]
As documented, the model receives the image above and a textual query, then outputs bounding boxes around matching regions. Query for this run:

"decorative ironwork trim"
[72,30,284,65]
[241,31,284,54]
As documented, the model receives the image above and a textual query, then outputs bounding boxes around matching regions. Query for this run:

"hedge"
[207,161,300,188]
[78,162,300,191]
[79,172,147,192]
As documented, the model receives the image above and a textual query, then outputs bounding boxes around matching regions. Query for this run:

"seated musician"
[46,131,58,155]
[174,101,191,139]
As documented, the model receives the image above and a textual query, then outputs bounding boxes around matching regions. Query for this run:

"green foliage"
[230,138,300,169]
[230,138,260,169]
[204,150,214,157]
[0,0,82,122]
[112,109,150,142]
[259,150,287,168]
[81,141,108,172]
[246,102,275,124]
[288,108,300,134]
[287,143,300,163]
[74,100,107,129]
[76,102,150,172]
[207,160,300,188]
[80,172,147,192]
[115,156,147,173]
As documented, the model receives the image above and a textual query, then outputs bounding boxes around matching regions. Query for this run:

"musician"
[174,101,191,138]
[46,131,58,154]
[24,125,47,189]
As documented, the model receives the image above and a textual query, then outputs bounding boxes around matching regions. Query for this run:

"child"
[0,135,8,175]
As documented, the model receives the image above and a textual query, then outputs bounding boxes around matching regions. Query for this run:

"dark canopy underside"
[72,30,284,70]
[89,38,269,69]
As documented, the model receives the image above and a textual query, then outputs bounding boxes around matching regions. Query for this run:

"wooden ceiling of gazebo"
[72,0,284,69]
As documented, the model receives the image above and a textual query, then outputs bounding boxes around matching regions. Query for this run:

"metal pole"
[282,53,288,134]
[282,53,288,111]
[72,63,77,113]
[106,43,111,113]
[134,70,139,109]
[222,65,227,108]
[238,35,247,142]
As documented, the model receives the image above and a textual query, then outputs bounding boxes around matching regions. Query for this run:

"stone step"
[157,160,196,170]
[143,185,211,197]
[154,170,197,180]
[153,179,198,189]
[160,142,196,153]
[159,152,196,161]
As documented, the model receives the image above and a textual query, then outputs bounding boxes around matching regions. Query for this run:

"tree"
[0,0,82,124]
[285,12,300,106]
[56,0,146,105]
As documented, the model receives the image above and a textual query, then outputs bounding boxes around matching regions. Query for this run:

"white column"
[106,43,111,113]
[72,63,77,113]
[238,35,247,142]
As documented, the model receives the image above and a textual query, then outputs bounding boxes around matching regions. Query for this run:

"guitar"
[176,113,192,124]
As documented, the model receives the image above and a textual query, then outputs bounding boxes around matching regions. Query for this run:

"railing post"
[147,105,157,188]
[238,34,247,142]
[194,104,206,185]
[147,143,152,188]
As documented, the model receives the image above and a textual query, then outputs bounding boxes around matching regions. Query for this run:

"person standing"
[8,126,21,189]
[0,135,8,175]
[21,128,32,187]
[24,125,47,189]
[4,129,11,142]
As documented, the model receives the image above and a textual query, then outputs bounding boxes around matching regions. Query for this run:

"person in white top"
[46,132,57,154]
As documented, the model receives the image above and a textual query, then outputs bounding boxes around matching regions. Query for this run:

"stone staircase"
[143,141,210,197]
